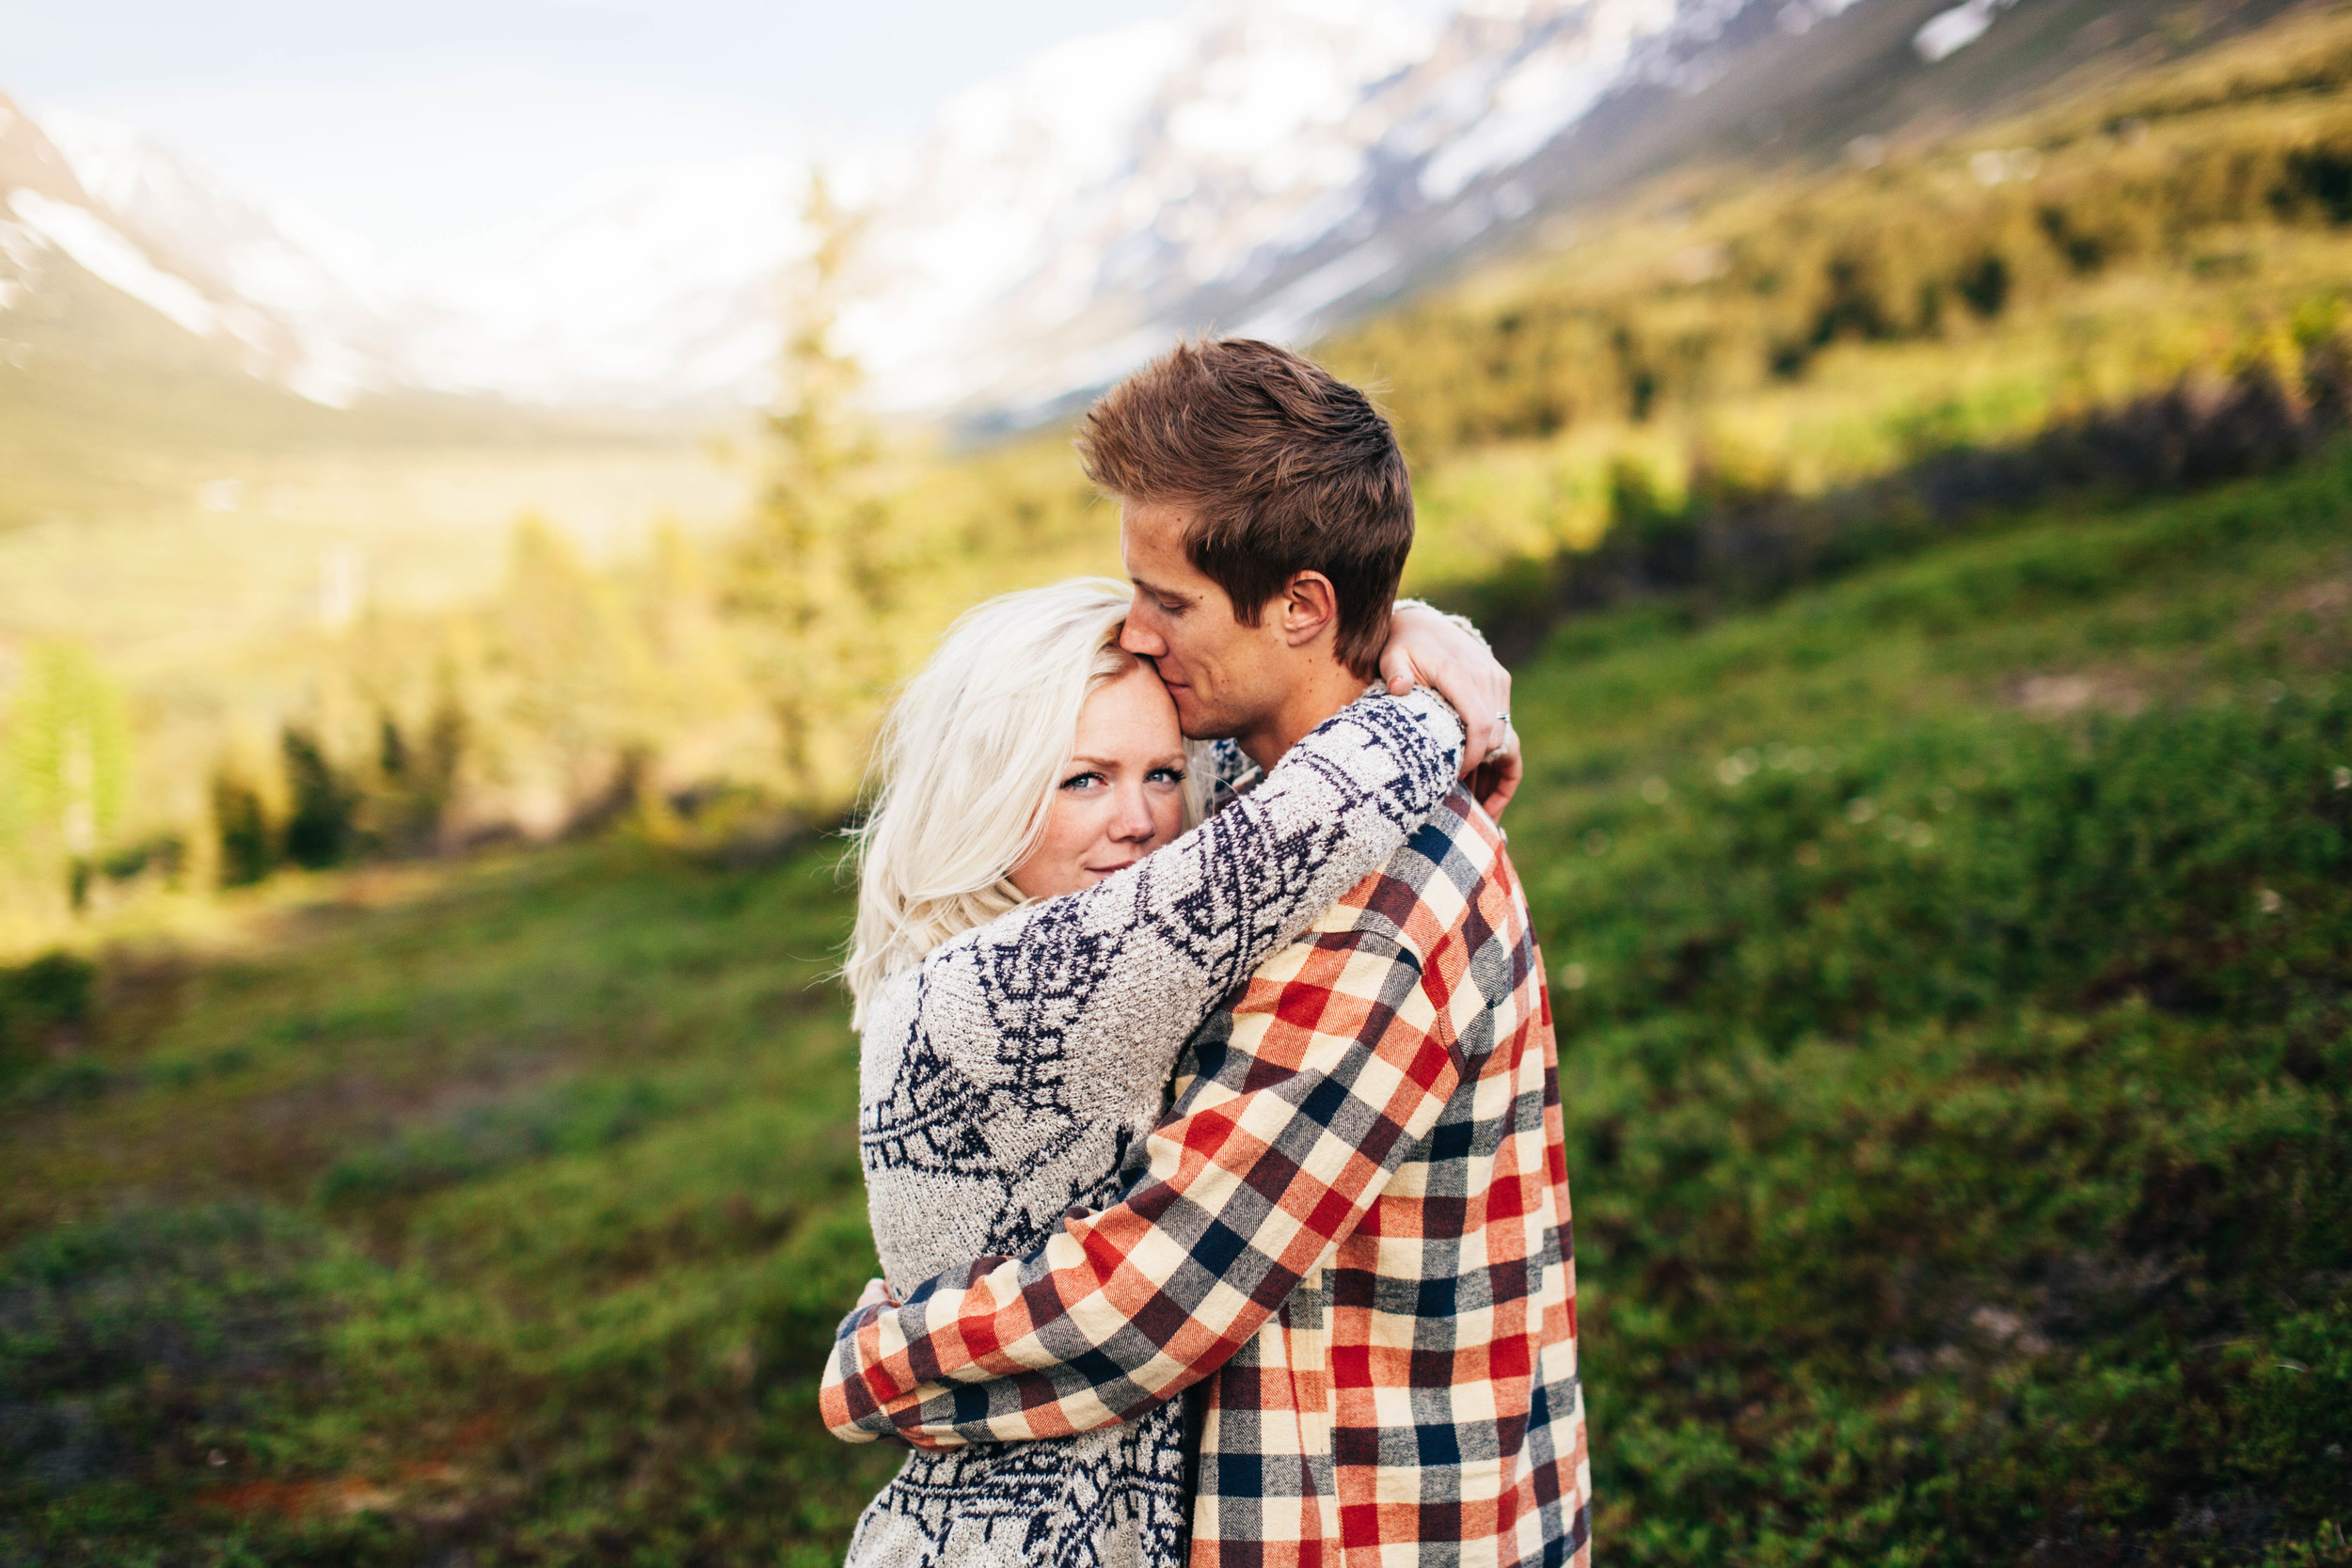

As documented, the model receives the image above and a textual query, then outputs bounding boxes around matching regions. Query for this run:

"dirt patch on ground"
[2236,562,2352,676]
[2288,576,2351,617]
[2003,670,2149,718]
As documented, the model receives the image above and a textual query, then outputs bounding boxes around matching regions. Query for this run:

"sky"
[0,0,1185,254]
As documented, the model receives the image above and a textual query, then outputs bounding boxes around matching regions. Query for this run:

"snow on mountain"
[861,0,1828,419]
[0,92,240,367]
[6,187,219,337]
[6,0,1926,419]
[15,104,405,405]
[849,0,1444,413]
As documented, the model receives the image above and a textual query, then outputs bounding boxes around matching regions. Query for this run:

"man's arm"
[821,911,1467,1449]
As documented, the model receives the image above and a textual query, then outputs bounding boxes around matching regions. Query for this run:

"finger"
[1475,680,1508,772]
[1378,641,1418,695]
[1458,682,1488,777]
[1427,654,1484,770]
[1481,749,1524,819]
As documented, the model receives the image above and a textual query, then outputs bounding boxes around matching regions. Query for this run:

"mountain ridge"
[3,0,2301,428]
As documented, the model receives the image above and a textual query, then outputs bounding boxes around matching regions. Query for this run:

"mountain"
[1,94,403,411]
[0,95,671,531]
[35,109,408,407]
[1,92,354,526]
[884,0,2307,424]
[4,0,2307,427]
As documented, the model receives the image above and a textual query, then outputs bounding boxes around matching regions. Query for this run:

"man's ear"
[1276,571,1340,648]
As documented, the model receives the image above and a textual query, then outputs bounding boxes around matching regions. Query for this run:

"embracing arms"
[899,688,1462,1148]
[828,859,1472,1448]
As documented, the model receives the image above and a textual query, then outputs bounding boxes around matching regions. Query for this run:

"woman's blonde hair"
[845,578,1204,1022]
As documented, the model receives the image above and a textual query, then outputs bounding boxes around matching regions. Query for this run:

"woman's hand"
[1379,601,1521,819]
[856,1276,898,1313]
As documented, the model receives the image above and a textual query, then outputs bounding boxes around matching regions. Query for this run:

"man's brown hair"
[1077,337,1413,679]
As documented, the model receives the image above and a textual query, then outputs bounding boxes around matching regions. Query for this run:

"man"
[824,339,1588,1567]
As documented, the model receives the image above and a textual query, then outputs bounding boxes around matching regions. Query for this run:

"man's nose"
[1120,602,1168,657]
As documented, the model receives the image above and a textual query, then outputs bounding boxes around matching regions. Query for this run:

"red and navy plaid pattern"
[824,788,1589,1567]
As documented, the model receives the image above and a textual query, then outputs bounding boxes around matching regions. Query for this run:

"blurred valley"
[5,0,2344,935]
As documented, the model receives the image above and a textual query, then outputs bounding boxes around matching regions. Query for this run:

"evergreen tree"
[212,771,275,888]
[1,642,132,890]
[279,725,357,870]
[498,515,660,824]
[726,174,901,807]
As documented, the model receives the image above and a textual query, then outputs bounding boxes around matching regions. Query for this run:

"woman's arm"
[908,687,1462,1118]
[1380,600,1519,818]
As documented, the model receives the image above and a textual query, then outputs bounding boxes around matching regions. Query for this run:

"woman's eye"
[1148,768,1187,785]
[1060,771,1105,791]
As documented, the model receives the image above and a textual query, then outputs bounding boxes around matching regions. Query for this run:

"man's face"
[1118,499,1288,741]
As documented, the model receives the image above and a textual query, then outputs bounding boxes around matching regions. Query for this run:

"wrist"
[1391,597,1489,653]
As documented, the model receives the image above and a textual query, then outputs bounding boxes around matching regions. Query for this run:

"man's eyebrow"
[1130,575,1195,603]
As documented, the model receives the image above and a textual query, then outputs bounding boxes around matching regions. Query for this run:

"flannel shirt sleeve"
[821,918,1466,1448]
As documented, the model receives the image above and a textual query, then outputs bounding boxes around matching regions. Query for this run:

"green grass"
[4,445,2349,1564]
[1514,442,2352,1563]
[2,845,898,1564]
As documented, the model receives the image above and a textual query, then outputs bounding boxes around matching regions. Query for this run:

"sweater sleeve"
[903,686,1462,1130]
[1391,596,1492,653]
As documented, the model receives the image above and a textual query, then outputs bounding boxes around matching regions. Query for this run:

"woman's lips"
[1087,858,1141,877]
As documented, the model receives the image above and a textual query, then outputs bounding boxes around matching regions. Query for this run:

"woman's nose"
[1108,784,1157,844]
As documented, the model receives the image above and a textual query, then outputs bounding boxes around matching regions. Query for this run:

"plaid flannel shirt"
[823,784,1589,1566]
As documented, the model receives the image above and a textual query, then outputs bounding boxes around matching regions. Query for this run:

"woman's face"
[1008,660,1189,899]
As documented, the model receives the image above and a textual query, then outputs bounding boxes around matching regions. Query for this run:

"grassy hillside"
[5,432,2345,1564]
[1517,444,2352,1563]
[1,847,899,1564]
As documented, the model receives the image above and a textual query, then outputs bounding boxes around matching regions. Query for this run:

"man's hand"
[1379,601,1521,819]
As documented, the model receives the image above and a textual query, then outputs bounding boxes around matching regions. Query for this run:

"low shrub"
[0,950,94,1082]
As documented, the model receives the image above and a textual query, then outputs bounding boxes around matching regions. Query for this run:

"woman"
[843,578,1488,1568]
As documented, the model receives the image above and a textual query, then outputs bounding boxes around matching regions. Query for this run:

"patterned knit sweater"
[848,688,1464,1568]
